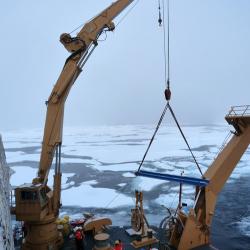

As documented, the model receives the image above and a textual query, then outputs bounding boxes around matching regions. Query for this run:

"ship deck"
[62,226,166,250]
[14,225,215,250]
[61,226,214,250]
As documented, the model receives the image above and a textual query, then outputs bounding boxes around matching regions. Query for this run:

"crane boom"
[35,0,134,184]
[13,1,135,249]
[169,106,250,249]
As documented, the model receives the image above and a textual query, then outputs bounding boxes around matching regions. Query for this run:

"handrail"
[227,105,250,117]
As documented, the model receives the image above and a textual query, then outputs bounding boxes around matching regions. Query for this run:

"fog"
[0,0,250,131]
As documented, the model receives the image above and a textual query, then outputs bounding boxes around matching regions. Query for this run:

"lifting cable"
[137,103,168,172]
[69,0,141,35]
[137,0,204,178]
[168,103,204,177]
[98,0,204,210]
[162,0,170,90]
[116,0,141,28]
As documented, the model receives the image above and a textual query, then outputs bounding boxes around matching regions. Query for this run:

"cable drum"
[159,216,173,239]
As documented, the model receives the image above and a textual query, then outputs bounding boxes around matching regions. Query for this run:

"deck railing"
[227,105,250,117]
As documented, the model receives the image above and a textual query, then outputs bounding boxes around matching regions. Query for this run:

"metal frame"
[136,170,209,187]
[227,105,250,117]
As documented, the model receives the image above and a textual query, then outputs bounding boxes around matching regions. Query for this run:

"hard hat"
[115,240,119,245]
[64,215,69,221]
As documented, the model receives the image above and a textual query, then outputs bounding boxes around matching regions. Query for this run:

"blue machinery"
[135,170,209,187]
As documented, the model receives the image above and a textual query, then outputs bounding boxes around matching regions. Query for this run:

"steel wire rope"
[103,178,135,209]
[115,0,141,28]
[136,0,203,178]
[167,103,204,177]
[166,0,170,88]
[103,181,146,209]
[216,131,232,158]
[69,0,141,35]
[68,0,141,210]
[101,0,162,208]
[136,0,170,173]
[163,0,203,177]
[69,23,85,35]
[137,104,169,172]
[161,0,170,88]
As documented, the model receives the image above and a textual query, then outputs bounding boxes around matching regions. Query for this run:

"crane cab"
[14,184,50,221]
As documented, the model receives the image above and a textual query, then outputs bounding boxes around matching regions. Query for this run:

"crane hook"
[158,1,162,26]
[158,10,163,26]
[165,78,171,101]
[164,88,171,101]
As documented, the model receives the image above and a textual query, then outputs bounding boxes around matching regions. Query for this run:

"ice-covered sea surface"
[3,124,250,249]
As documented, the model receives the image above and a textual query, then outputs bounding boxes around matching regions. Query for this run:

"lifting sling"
[135,102,209,186]
[135,0,209,186]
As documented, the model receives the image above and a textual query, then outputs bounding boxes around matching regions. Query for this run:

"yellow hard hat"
[64,215,69,221]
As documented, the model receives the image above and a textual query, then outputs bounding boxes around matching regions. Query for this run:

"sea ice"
[5,151,40,163]
[156,192,194,209]
[10,166,75,188]
[122,172,135,178]
[132,176,167,192]
[10,166,37,186]
[4,124,250,227]
[61,180,133,208]
[118,183,126,187]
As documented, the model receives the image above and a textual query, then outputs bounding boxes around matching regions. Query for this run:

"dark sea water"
[211,175,250,250]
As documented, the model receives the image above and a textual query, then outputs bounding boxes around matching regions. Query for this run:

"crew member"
[113,239,123,250]
[74,227,85,250]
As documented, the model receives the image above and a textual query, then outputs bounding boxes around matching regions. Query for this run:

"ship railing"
[227,105,250,117]
[10,188,16,208]
[215,131,233,159]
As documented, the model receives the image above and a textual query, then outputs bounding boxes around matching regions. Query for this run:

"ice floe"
[122,172,135,178]
[155,192,194,209]
[61,180,133,208]
[118,183,126,187]
[132,176,167,192]
[10,166,37,186]
[5,151,40,163]
[10,166,75,188]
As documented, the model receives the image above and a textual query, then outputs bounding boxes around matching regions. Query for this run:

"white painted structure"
[0,135,14,250]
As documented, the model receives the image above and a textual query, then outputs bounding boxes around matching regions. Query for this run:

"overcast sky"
[0,0,250,131]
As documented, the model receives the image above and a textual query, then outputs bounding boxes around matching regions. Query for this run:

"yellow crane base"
[131,236,158,249]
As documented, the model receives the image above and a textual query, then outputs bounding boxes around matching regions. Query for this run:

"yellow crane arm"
[34,0,134,184]
[61,0,134,53]
[170,107,250,250]
[14,3,136,247]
